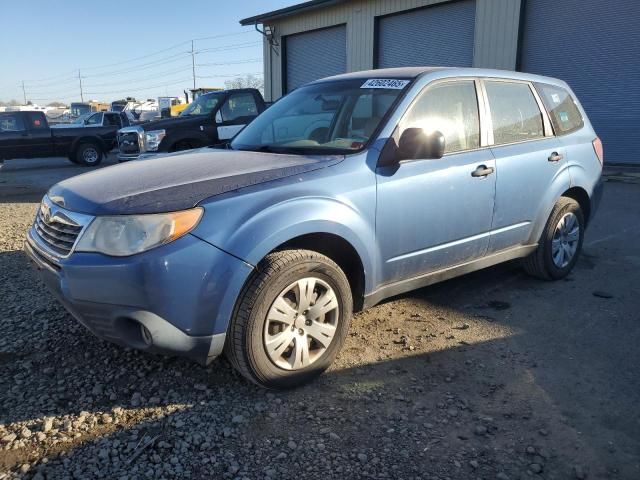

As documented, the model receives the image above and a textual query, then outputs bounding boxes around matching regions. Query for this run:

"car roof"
[312,66,566,87]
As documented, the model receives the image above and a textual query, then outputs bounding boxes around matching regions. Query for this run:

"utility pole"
[78,70,84,102]
[191,40,196,90]
[21,81,27,105]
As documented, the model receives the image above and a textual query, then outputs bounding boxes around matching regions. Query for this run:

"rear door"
[216,92,260,142]
[483,79,568,252]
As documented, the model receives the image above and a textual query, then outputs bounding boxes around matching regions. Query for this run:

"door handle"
[548,152,563,162]
[471,165,495,177]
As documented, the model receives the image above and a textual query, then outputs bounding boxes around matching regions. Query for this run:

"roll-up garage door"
[520,0,640,164]
[285,25,346,93]
[376,0,476,69]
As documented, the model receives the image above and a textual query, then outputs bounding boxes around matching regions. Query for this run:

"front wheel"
[75,143,103,166]
[225,250,353,389]
[523,197,585,280]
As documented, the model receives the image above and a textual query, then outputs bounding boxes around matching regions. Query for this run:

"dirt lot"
[1,158,639,480]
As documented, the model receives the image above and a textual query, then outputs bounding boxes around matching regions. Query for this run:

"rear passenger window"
[535,83,584,135]
[401,80,480,154]
[485,81,544,145]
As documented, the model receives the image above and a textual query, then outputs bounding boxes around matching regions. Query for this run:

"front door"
[376,80,496,285]
[216,92,259,142]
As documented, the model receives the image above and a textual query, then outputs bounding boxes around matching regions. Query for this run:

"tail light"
[592,137,603,166]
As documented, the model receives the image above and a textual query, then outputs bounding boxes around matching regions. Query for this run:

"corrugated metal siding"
[262,0,521,100]
[473,0,521,69]
[520,0,640,164]
[284,25,347,92]
[376,1,476,68]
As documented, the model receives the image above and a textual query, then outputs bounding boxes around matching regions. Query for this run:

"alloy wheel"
[551,212,580,268]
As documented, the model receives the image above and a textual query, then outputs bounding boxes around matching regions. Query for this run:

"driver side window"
[401,80,480,154]
[86,113,103,126]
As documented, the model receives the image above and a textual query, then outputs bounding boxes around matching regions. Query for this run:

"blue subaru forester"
[26,67,603,388]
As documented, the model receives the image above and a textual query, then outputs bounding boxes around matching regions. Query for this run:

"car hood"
[48,148,343,215]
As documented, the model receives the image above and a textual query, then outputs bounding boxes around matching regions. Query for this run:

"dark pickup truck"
[117,88,266,161]
[0,110,129,166]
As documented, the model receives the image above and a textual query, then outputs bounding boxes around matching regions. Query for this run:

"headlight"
[75,208,203,256]
[145,129,166,151]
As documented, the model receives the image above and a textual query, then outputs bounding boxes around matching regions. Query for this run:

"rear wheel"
[75,142,103,166]
[523,197,584,280]
[225,250,353,389]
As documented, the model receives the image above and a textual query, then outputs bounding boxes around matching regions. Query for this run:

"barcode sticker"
[361,79,410,89]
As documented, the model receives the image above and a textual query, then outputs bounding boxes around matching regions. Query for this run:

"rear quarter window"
[535,83,584,135]
[26,112,47,130]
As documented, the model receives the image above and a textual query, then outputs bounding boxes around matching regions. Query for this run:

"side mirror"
[397,128,445,161]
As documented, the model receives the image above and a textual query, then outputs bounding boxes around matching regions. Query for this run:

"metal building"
[241,0,639,164]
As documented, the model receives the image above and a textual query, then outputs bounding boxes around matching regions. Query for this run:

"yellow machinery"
[170,88,222,116]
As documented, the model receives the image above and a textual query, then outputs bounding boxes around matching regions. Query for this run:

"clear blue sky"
[0,0,297,105]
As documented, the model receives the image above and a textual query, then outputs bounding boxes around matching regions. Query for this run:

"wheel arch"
[276,233,366,311]
[562,186,591,226]
[71,136,106,155]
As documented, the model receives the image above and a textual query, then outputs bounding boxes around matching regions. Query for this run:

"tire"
[225,249,353,389]
[523,197,584,280]
[75,142,103,166]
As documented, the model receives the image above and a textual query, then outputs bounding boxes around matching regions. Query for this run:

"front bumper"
[117,152,142,162]
[25,230,253,364]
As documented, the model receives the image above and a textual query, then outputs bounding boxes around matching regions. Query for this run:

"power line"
[196,72,263,79]
[197,41,262,54]
[196,58,261,67]
[16,31,256,84]
[82,65,193,88]
[12,33,263,103]
[83,78,193,96]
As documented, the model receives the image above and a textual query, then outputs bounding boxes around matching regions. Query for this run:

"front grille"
[118,132,140,154]
[34,207,82,256]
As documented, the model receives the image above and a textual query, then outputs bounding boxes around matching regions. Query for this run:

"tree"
[224,74,264,93]
[0,99,22,106]
[47,101,67,108]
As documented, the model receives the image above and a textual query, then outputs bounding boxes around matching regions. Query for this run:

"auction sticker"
[361,79,410,89]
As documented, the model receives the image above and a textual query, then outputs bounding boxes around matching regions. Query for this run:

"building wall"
[261,0,522,101]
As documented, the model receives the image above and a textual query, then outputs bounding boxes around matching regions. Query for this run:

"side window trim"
[397,77,486,156]
[480,78,551,148]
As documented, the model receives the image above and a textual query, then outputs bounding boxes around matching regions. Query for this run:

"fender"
[164,132,210,151]
[229,197,379,293]
[196,195,380,294]
[526,162,572,245]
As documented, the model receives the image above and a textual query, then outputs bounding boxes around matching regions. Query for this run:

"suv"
[25,67,603,389]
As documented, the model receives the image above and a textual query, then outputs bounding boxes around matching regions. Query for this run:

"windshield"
[231,79,409,153]
[180,94,221,117]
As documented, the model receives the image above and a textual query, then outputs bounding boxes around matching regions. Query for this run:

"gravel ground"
[1,160,639,479]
